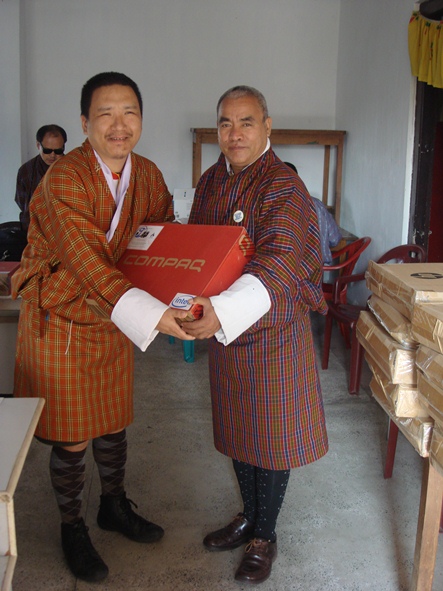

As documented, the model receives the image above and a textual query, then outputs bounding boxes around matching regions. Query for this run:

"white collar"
[94,149,131,206]
[93,149,132,242]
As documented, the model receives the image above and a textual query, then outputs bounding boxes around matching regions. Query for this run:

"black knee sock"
[92,430,127,497]
[233,459,257,523]
[50,446,87,524]
[254,468,290,542]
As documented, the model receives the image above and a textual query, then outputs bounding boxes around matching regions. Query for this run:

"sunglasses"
[40,144,64,155]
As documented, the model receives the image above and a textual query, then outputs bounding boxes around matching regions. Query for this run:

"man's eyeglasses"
[40,144,64,155]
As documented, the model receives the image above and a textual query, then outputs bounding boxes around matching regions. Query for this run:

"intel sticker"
[170,293,196,311]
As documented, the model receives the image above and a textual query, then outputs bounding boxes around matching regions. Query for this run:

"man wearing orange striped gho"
[12,71,193,583]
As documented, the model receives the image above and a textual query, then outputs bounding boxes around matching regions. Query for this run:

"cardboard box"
[417,369,443,426]
[416,344,443,386]
[370,380,433,456]
[412,303,443,354]
[367,362,429,418]
[365,261,443,319]
[393,415,433,458]
[356,311,417,384]
[367,296,418,350]
[366,351,427,417]
[430,425,443,479]
[416,345,443,427]
[369,371,394,413]
[0,262,20,296]
[112,224,255,319]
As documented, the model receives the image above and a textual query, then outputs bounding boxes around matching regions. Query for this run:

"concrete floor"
[10,315,443,591]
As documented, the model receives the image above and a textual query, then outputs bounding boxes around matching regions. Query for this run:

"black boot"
[97,492,164,543]
[61,519,109,582]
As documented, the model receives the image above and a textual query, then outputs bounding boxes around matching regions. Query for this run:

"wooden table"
[0,397,45,591]
[190,128,346,223]
[411,459,443,591]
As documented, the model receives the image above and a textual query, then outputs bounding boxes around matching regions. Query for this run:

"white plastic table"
[0,397,44,591]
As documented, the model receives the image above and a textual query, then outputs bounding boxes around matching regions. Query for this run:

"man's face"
[217,95,272,175]
[81,84,142,172]
[37,133,65,166]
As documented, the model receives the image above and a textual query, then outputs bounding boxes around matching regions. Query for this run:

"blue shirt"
[312,197,342,265]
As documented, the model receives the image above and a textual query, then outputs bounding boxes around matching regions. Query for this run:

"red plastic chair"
[322,237,372,304]
[322,244,427,395]
[321,237,371,352]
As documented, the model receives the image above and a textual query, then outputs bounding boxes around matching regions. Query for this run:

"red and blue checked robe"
[12,139,173,443]
[189,149,329,470]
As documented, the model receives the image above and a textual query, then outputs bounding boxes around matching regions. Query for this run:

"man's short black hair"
[36,124,67,144]
[80,72,143,119]
[284,162,298,174]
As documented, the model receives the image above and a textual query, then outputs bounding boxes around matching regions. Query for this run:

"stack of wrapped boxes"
[412,302,443,476]
[356,262,443,461]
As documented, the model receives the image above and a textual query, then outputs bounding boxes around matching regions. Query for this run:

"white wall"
[1,0,421,308]
[0,0,22,223]
[336,0,417,270]
[0,0,340,224]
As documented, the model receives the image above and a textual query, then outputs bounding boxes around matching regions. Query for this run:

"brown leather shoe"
[234,537,277,584]
[203,513,254,551]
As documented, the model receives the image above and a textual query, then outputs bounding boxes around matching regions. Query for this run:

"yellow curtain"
[409,10,443,88]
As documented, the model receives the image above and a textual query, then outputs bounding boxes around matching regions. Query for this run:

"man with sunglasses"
[15,124,67,231]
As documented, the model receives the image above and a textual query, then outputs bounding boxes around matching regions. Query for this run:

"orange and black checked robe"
[12,139,173,443]
[189,149,329,470]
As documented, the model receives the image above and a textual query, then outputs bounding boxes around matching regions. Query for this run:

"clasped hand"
[180,296,221,340]
[155,307,195,340]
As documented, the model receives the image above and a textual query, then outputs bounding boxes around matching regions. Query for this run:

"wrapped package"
[430,425,443,479]
[412,303,443,355]
[367,295,418,350]
[370,381,433,456]
[369,373,394,413]
[367,356,429,418]
[394,416,433,457]
[416,370,443,426]
[365,261,443,319]
[356,310,417,384]
[416,344,443,385]
[416,345,443,426]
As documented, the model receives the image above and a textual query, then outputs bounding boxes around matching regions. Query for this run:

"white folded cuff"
[210,274,271,345]
[111,287,168,351]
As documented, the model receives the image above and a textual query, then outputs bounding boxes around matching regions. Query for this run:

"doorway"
[409,81,443,261]
[409,0,443,261]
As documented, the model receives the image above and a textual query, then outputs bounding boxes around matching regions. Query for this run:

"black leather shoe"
[234,537,277,584]
[203,513,254,551]
[61,519,109,582]
[97,492,164,543]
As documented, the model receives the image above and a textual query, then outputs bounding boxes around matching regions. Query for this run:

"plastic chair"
[321,236,371,351]
[322,236,372,303]
[321,244,427,395]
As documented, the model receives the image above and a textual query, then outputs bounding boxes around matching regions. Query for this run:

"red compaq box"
[116,224,255,319]
[0,261,20,296]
